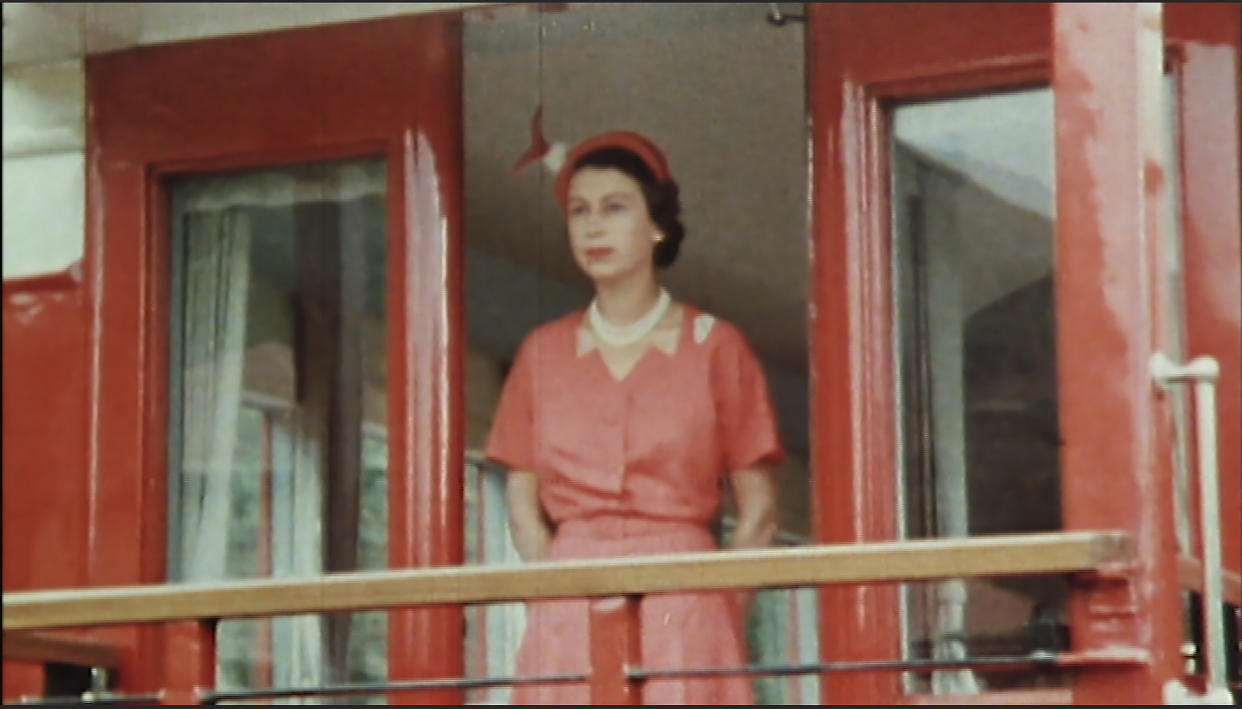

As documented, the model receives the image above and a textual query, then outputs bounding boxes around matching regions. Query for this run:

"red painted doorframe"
[807,2,1240,704]
[85,13,464,701]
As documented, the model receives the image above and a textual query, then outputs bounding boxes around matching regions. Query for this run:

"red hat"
[554,130,672,209]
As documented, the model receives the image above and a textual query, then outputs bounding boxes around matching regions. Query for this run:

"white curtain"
[178,208,251,582]
[472,460,526,705]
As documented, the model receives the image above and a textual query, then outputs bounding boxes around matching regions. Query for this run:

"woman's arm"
[727,467,780,617]
[506,470,552,562]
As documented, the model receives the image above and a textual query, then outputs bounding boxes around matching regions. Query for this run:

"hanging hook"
[766,3,806,26]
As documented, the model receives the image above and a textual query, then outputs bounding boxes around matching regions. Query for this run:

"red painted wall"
[2,266,91,699]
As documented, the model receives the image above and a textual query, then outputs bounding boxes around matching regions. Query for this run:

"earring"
[653,232,665,243]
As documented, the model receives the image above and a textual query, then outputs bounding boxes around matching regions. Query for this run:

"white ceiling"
[1,2,488,66]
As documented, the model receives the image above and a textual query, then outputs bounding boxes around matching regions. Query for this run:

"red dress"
[485,303,785,705]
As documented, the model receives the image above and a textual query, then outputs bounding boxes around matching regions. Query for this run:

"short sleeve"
[485,336,537,471]
[712,324,786,471]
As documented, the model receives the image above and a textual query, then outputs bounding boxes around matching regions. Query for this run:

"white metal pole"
[1150,352,1226,695]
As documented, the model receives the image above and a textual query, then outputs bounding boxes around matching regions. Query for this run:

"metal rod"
[1193,374,1227,692]
[203,672,589,702]
[89,666,109,692]
[18,656,1069,703]
[18,692,162,705]
[629,653,1058,681]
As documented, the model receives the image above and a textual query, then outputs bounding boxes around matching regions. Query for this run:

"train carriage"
[3,2,1239,704]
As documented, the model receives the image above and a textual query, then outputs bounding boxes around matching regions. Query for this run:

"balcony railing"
[4,530,1135,704]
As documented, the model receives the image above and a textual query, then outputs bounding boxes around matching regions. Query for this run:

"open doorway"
[460,3,810,703]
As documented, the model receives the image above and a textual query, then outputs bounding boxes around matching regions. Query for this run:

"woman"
[485,130,784,704]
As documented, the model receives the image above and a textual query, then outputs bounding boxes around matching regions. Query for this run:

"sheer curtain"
[474,459,527,705]
[178,208,252,582]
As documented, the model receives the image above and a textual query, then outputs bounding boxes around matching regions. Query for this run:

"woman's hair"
[570,146,686,269]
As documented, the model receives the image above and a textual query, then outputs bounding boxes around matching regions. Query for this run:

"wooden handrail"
[3,531,1130,632]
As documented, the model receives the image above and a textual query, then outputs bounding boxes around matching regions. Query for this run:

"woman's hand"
[506,470,552,562]
[726,467,779,619]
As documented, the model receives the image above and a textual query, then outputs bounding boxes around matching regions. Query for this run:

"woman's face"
[565,166,659,286]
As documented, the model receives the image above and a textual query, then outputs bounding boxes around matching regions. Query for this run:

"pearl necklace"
[588,288,671,347]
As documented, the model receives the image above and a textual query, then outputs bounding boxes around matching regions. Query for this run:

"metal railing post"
[161,618,216,705]
[589,595,642,704]
[1151,352,1231,702]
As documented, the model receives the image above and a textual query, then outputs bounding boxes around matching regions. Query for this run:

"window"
[166,158,389,699]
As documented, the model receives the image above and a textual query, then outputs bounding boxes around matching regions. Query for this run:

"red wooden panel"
[2,269,92,702]
[2,269,90,593]
[86,11,464,699]
[0,661,43,703]
[1165,3,1242,579]
[1052,4,1182,703]
[588,596,642,704]
[160,620,215,705]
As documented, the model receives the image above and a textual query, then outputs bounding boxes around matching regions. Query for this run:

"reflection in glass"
[166,158,389,701]
[892,89,1066,694]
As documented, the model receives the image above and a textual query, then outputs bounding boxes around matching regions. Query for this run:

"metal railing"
[4,530,1134,704]
[1151,353,1235,702]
